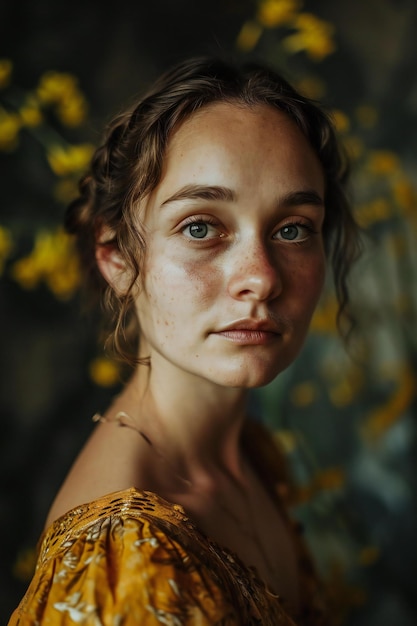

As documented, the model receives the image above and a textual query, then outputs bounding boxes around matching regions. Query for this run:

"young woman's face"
[135,102,326,388]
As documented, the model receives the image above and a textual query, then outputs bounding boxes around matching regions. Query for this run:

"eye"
[182,218,221,240]
[187,222,209,239]
[274,222,314,243]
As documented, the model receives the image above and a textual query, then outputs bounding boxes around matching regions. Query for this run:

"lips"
[212,318,282,345]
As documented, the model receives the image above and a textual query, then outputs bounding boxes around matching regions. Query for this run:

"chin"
[211,359,291,389]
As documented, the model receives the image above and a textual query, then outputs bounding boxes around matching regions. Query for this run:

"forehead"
[156,101,323,191]
[141,101,325,221]
[170,101,308,153]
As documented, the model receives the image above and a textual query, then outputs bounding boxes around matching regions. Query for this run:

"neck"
[107,359,250,489]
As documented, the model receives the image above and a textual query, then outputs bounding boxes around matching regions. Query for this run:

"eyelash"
[181,216,221,238]
[275,220,318,243]
[181,216,318,242]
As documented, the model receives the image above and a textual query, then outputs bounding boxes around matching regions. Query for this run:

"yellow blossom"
[0,109,21,150]
[11,229,81,299]
[355,105,378,129]
[0,225,13,273]
[236,20,263,51]
[361,366,415,441]
[282,12,336,61]
[47,143,94,176]
[257,0,301,28]
[89,357,121,387]
[366,150,400,175]
[0,59,13,89]
[57,93,88,126]
[296,467,346,502]
[36,71,88,127]
[355,198,392,228]
[290,381,318,407]
[36,71,78,103]
[19,104,43,127]
[331,109,350,133]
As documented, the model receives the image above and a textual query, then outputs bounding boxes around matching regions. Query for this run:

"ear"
[95,230,131,295]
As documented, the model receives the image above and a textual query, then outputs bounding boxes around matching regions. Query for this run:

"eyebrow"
[160,185,324,210]
[280,190,324,208]
[160,185,236,207]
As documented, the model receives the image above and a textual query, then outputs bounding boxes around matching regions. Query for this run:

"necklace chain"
[93,410,279,591]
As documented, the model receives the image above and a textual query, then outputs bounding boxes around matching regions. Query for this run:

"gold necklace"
[93,410,280,595]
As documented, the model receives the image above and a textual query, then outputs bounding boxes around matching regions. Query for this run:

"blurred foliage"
[1,1,416,625]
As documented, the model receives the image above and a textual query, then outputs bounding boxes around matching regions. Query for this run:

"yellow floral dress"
[9,422,329,626]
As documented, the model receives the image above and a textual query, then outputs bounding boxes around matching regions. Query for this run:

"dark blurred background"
[1,1,417,624]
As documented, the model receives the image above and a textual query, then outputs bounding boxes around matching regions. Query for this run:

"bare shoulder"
[45,418,150,528]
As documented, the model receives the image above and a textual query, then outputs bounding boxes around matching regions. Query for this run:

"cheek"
[288,253,326,312]
[145,254,222,318]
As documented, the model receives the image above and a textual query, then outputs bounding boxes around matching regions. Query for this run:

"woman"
[9,57,359,625]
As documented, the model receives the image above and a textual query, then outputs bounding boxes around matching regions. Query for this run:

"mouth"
[212,319,282,345]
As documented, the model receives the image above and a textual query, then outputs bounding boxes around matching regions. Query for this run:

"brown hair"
[65,56,360,364]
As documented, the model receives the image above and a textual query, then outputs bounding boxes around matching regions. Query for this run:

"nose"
[227,240,282,302]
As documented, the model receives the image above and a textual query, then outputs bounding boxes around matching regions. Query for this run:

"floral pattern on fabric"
[9,422,329,626]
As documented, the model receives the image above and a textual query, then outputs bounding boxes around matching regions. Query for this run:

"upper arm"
[9,515,237,626]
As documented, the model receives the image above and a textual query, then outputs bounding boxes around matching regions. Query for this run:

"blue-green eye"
[275,222,314,242]
[280,225,299,240]
[188,222,208,238]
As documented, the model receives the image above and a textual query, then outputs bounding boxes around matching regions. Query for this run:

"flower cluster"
[11,228,80,300]
[0,60,88,154]
[237,0,335,61]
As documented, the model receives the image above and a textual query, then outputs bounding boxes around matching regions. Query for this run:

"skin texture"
[135,102,326,390]
[47,103,327,611]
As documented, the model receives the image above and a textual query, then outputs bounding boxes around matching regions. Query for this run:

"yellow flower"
[57,92,88,127]
[47,143,94,176]
[0,109,21,150]
[330,109,350,134]
[236,20,263,52]
[0,225,13,273]
[36,71,88,127]
[296,467,346,502]
[283,12,336,60]
[36,71,78,104]
[257,0,301,28]
[19,103,43,127]
[89,357,121,387]
[361,366,415,441]
[11,228,81,299]
[355,198,392,228]
[290,381,317,407]
[0,59,13,89]
[367,150,400,175]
